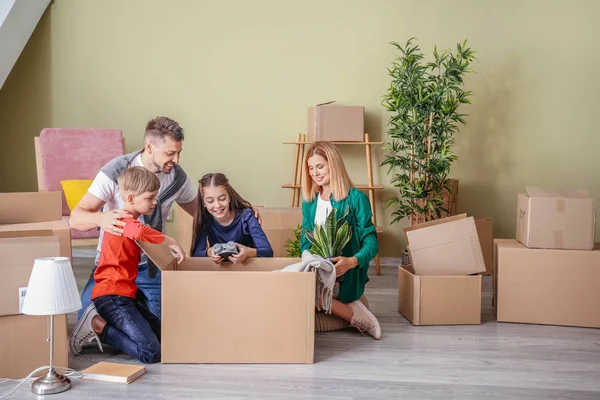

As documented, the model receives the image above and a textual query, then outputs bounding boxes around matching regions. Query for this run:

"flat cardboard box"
[257,207,303,257]
[0,236,61,317]
[494,239,600,328]
[475,218,493,276]
[0,314,68,379]
[516,187,595,250]
[139,241,316,364]
[398,266,481,325]
[0,191,62,224]
[0,220,72,262]
[307,101,365,142]
[404,214,486,276]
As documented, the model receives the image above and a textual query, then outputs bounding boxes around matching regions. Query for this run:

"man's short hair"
[118,166,160,195]
[145,116,185,143]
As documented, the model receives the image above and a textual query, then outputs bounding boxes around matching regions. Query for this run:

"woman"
[300,141,381,339]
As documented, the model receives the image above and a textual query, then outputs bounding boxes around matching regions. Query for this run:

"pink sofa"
[35,128,125,242]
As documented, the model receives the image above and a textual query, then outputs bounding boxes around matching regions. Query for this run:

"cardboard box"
[0,237,61,317]
[0,191,62,224]
[404,214,486,276]
[0,314,68,379]
[307,101,365,142]
[139,241,316,364]
[516,187,595,250]
[0,220,72,262]
[174,203,195,254]
[398,266,481,325]
[475,218,493,276]
[494,239,600,328]
[257,207,303,257]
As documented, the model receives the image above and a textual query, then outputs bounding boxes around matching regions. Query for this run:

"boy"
[69,166,186,363]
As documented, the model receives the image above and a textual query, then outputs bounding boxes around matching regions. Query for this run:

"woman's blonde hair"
[301,141,353,202]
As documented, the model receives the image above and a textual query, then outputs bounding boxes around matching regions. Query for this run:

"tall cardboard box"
[0,314,68,379]
[403,214,486,276]
[307,101,365,142]
[495,239,600,328]
[516,187,595,250]
[0,236,61,317]
[398,266,481,325]
[139,241,316,364]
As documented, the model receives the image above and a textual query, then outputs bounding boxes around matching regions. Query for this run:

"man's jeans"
[93,294,161,364]
[79,263,162,320]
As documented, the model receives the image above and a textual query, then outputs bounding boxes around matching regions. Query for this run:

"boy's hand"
[168,243,186,264]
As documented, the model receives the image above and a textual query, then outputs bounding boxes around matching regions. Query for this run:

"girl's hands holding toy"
[207,246,223,264]
[229,243,256,264]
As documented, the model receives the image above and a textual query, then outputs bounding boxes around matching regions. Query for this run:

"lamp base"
[31,368,71,395]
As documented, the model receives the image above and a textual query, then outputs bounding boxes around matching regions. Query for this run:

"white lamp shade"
[22,257,82,315]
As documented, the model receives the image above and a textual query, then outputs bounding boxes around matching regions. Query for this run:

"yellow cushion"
[60,179,93,211]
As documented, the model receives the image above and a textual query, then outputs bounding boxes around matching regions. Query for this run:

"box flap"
[403,214,466,244]
[406,216,486,276]
[525,187,591,199]
[136,241,177,271]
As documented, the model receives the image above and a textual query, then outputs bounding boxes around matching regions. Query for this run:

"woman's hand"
[207,246,223,264]
[330,256,358,277]
[229,243,256,264]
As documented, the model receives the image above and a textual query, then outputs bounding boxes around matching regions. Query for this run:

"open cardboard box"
[398,265,481,325]
[138,241,316,364]
[494,239,600,328]
[403,214,486,276]
[517,187,596,250]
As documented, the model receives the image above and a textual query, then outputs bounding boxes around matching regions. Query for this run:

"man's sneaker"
[349,300,381,340]
[69,303,104,356]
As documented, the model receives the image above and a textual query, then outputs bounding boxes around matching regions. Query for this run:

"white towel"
[277,250,336,314]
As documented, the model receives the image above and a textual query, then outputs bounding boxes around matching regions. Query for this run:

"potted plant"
[304,206,352,282]
[382,37,477,226]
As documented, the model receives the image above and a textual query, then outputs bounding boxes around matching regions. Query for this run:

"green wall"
[1,0,598,255]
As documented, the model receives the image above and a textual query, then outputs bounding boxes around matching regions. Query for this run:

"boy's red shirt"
[92,217,165,300]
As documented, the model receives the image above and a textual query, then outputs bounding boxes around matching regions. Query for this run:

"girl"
[192,173,273,263]
[300,141,381,339]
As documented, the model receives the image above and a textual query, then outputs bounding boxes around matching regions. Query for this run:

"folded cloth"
[277,250,336,314]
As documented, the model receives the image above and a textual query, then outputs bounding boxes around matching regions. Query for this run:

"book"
[81,362,146,384]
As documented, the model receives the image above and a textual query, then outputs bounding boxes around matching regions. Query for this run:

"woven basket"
[315,295,370,332]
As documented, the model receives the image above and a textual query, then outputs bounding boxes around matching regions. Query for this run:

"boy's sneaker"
[69,303,104,356]
[349,300,381,340]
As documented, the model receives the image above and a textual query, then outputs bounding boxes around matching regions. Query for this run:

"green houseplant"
[304,206,352,261]
[285,224,302,258]
[382,37,476,225]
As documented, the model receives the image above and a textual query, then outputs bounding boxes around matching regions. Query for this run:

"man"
[69,116,198,355]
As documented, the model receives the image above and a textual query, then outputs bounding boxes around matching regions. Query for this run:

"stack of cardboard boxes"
[0,192,70,378]
[397,214,490,325]
[494,187,599,328]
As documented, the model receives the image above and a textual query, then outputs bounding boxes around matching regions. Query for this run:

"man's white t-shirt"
[88,154,197,264]
[314,194,331,227]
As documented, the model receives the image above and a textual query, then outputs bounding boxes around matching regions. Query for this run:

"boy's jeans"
[79,262,162,320]
[94,294,161,364]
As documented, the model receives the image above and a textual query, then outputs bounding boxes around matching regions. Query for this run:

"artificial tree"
[382,37,476,225]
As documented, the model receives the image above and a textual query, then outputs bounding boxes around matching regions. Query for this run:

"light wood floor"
[8,250,600,399]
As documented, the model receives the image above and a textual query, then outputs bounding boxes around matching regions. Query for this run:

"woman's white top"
[314,193,332,227]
